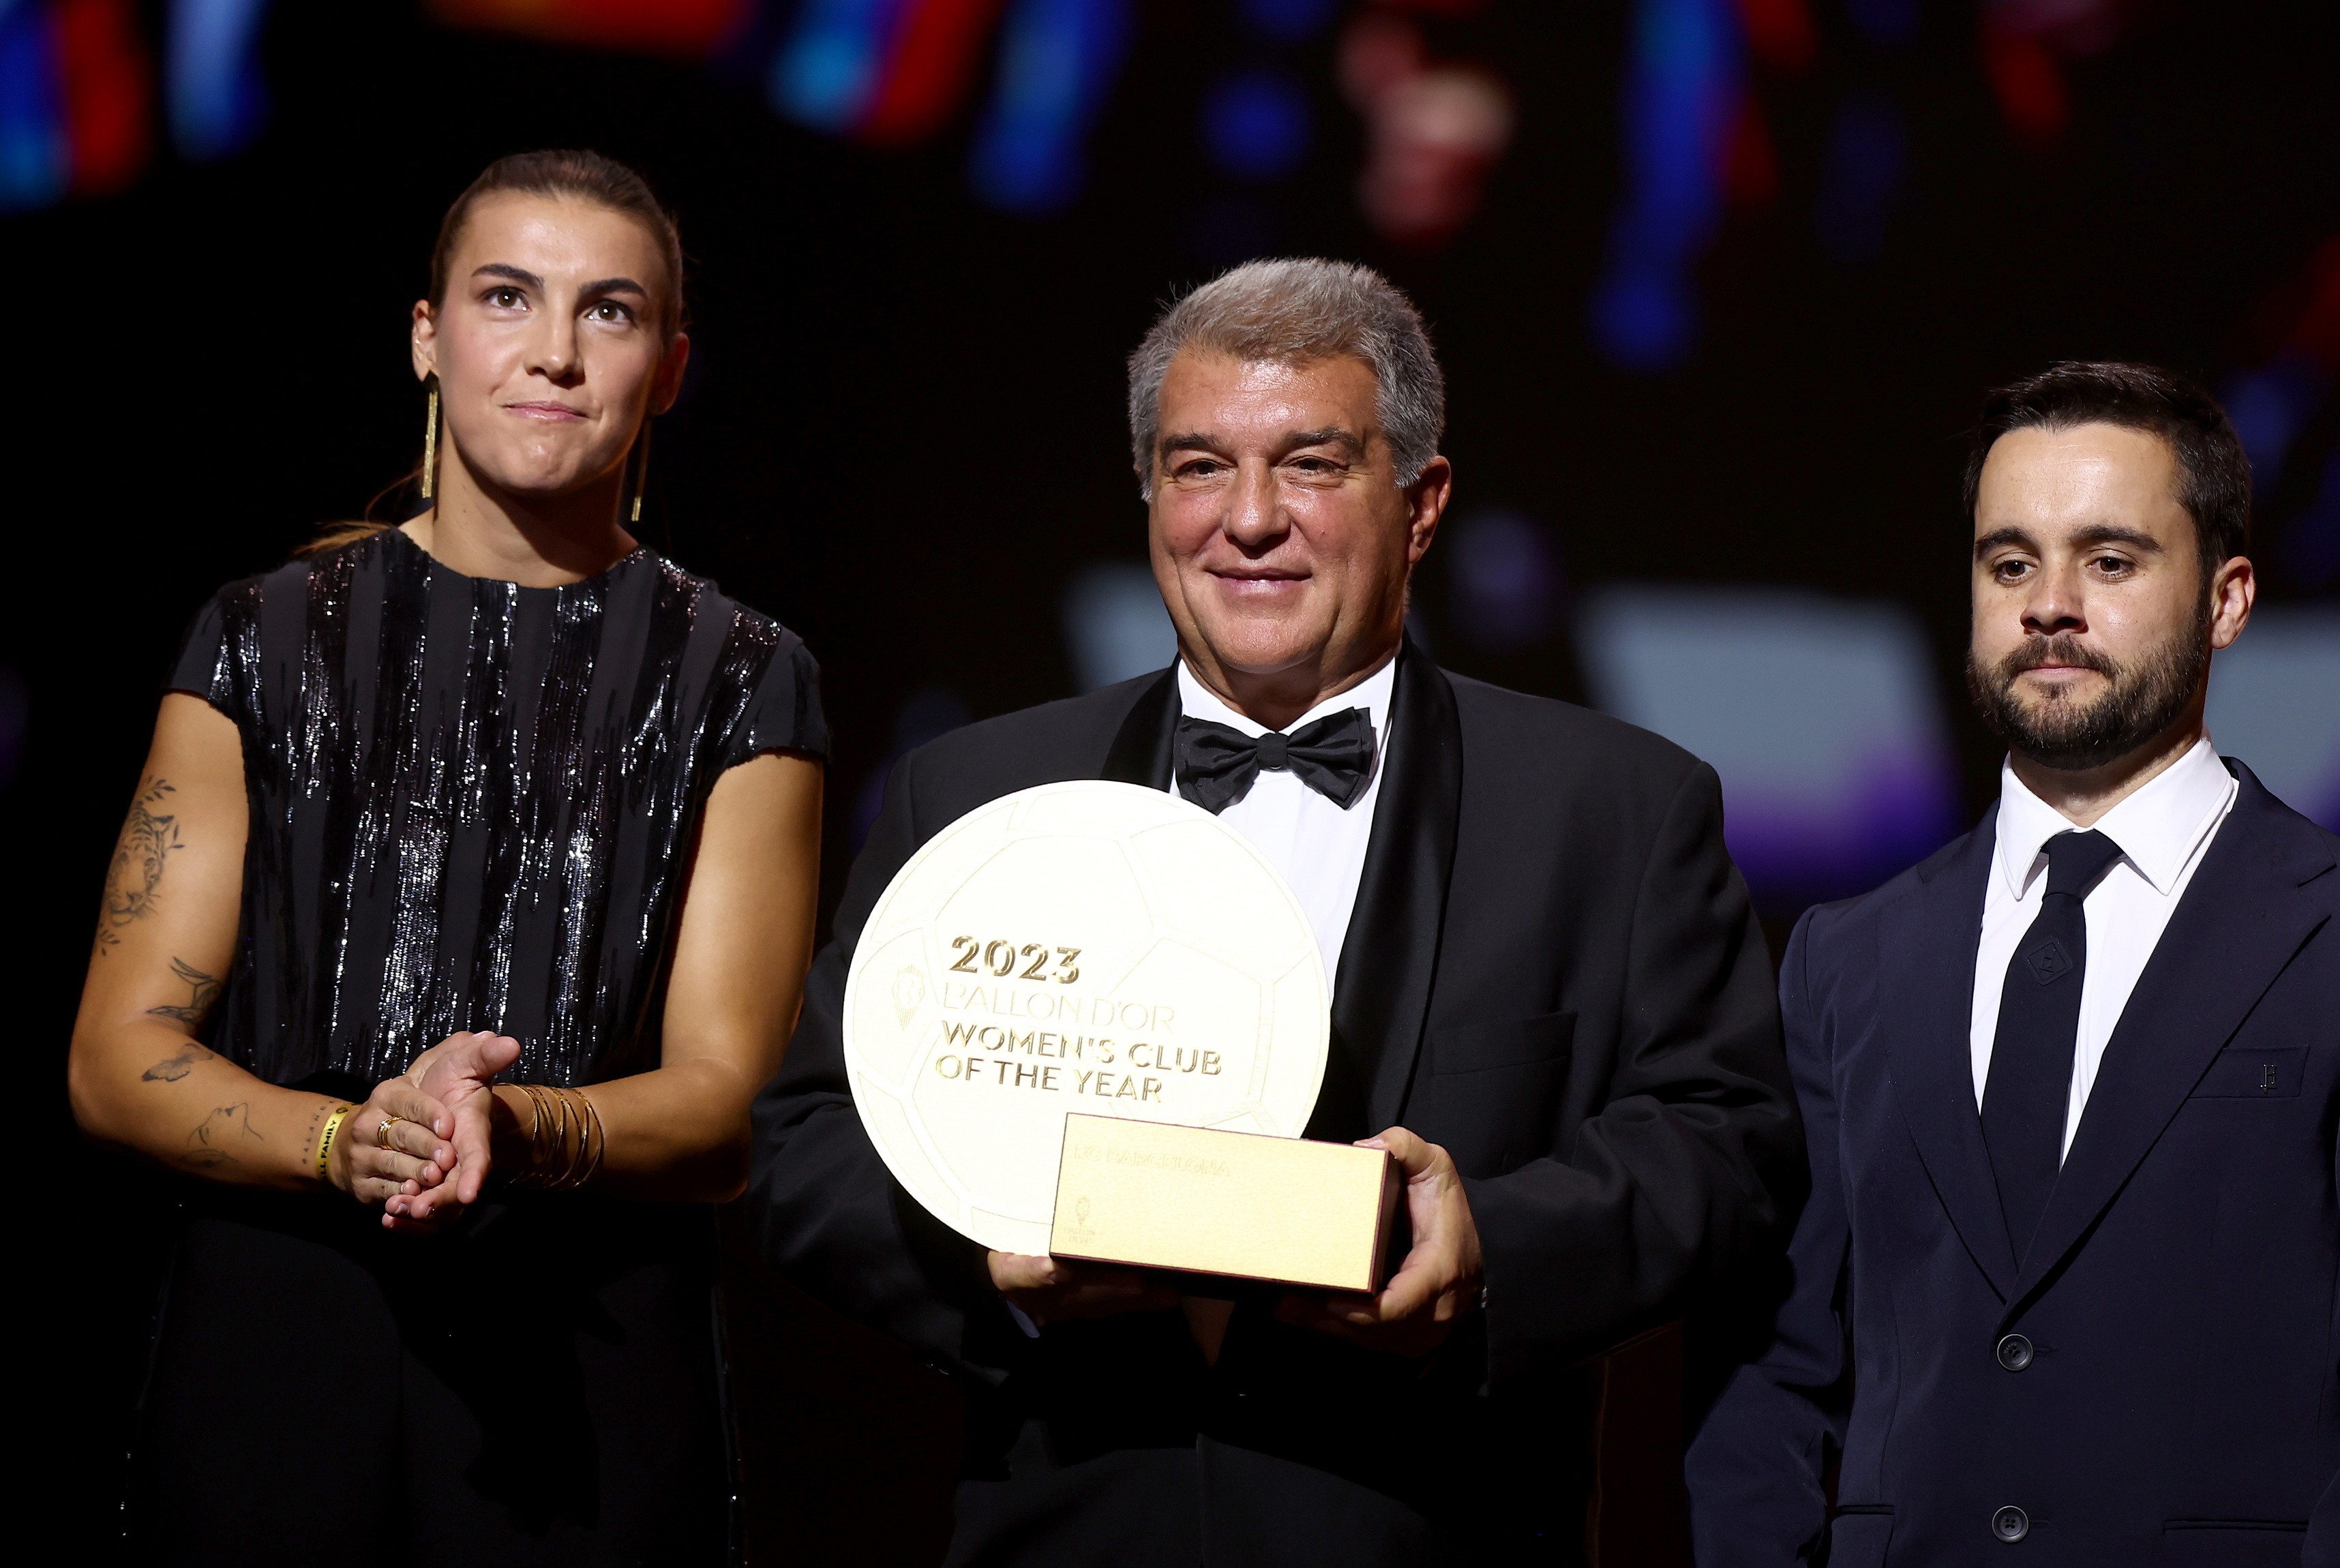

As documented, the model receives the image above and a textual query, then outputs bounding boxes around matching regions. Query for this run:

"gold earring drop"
[629,423,651,525]
[420,378,441,502]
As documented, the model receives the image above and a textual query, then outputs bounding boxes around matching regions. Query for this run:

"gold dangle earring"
[419,376,442,503]
[629,420,651,525]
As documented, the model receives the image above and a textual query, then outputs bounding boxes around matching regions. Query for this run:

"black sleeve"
[166,589,245,725]
[742,747,1021,1382]
[722,636,829,770]
[1461,760,1805,1379]
[1683,906,1850,1565]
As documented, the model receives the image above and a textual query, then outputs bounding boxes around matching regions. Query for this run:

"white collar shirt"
[1171,654,1396,986]
[1968,737,2238,1158]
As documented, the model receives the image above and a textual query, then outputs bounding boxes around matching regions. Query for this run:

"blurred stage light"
[1730,0,1814,74]
[430,0,745,59]
[1338,11,1513,249]
[2283,448,2340,592]
[1845,0,1918,48]
[57,0,148,193]
[770,0,902,132]
[1062,561,1173,692]
[1,1,71,212]
[2205,605,2340,830]
[774,0,1008,143]
[1446,509,1561,654]
[1975,0,2137,149]
[967,0,1132,213]
[1239,0,1338,46]
[1814,88,1904,265]
[1574,585,1962,906]
[1590,0,1740,372]
[2,0,153,211]
[2223,357,2327,483]
[1203,67,1310,182]
[168,0,266,160]
[861,0,1011,144]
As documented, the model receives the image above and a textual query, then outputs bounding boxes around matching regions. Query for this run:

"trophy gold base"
[1048,1114,1401,1293]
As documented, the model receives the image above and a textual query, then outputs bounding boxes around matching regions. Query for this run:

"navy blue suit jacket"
[1688,762,2340,1567]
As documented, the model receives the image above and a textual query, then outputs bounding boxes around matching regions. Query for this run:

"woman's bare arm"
[397,750,822,1214]
[68,694,457,1197]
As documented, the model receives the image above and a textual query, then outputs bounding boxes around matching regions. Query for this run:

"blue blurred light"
[2283,446,2340,591]
[1062,561,1174,691]
[0,1,68,212]
[1202,67,1309,182]
[1845,0,1919,48]
[2222,358,2328,481]
[168,0,270,162]
[1238,0,1338,44]
[1574,584,1962,906]
[770,0,901,133]
[2204,604,2340,830]
[1448,510,1563,653]
[1591,0,1740,372]
[1814,89,1905,265]
[969,0,1134,213]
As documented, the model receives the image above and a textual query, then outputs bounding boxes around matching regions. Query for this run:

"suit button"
[1996,1333,2034,1372]
[1992,1505,2030,1542]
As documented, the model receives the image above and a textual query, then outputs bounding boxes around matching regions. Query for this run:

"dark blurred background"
[7,0,2337,1560]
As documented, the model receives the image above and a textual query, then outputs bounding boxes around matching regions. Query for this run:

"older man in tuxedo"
[748,258,1801,1566]
[1688,362,2340,1565]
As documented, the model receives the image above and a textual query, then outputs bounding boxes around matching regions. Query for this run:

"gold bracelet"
[505,1083,605,1192]
[314,1103,359,1183]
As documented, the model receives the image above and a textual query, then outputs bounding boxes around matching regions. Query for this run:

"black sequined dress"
[126,527,826,1567]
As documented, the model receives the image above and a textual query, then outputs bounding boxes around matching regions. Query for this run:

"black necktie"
[1173,708,1375,815]
[1981,828,2125,1262]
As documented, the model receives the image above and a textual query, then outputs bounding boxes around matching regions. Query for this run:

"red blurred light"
[862,0,1011,146]
[1734,0,1816,75]
[429,0,748,59]
[1722,93,1777,208]
[57,0,149,196]
[1983,26,2067,147]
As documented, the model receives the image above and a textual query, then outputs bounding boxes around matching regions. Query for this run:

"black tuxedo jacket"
[1687,763,2340,1568]
[747,646,1801,1566]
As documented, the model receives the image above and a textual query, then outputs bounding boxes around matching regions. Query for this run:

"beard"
[1966,599,2210,772]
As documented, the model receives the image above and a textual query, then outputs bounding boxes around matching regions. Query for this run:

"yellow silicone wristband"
[314,1103,358,1183]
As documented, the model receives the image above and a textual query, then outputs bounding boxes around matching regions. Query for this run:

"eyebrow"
[469,265,649,301]
[472,263,543,290]
[1155,427,1366,462]
[1974,523,2168,559]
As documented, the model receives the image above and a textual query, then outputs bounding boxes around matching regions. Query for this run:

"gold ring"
[376,1114,406,1150]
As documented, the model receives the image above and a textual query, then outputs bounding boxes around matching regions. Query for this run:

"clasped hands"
[322,1029,522,1231]
[988,1127,1483,1358]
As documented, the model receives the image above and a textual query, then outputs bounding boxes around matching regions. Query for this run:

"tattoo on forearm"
[95,778,181,954]
[145,956,222,1024]
[182,1102,262,1170]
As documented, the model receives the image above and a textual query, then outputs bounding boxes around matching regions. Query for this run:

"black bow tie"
[1173,707,1376,815]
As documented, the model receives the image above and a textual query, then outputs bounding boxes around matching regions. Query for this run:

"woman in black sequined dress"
[68,152,825,1565]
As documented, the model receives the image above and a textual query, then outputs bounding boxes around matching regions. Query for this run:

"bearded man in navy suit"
[1687,361,2340,1566]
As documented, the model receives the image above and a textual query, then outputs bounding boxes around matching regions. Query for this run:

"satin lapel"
[1100,666,1179,788]
[1334,642,1463,1134]
[1880,809,2018,1299]
[2009,766,2335,1310]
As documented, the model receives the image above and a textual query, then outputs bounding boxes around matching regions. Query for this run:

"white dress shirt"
[1171,655,1396,985]
[1968,737,2238,1158]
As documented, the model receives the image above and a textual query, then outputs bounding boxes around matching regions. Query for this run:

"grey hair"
[1126,258,1445,500]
